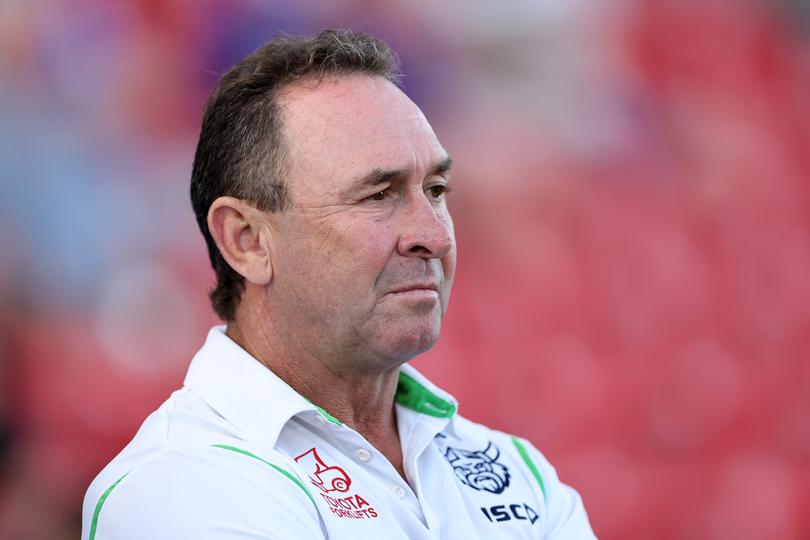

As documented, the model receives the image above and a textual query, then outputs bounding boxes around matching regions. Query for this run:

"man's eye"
[369,190,388,201]
[427,185,451,198]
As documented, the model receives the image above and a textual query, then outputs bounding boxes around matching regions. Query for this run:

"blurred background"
[1,0,809,538]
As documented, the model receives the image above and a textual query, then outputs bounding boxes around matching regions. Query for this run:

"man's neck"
[225,320,408,480]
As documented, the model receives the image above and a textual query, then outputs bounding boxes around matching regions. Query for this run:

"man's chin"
[377,322,442,362]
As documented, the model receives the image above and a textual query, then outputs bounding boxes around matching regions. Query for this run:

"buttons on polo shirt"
[392,485,406,499]
[355,448,372,462]
[314,413,328,425]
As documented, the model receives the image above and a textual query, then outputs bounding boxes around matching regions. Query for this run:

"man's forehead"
[278,74,446,187]
[278,73,412,117]
[279,76,436,146]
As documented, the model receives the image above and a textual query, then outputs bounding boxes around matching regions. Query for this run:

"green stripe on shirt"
[211,444,317,509]
[511,436,547,502]
[89,446,316,539]
[89,472,130,540]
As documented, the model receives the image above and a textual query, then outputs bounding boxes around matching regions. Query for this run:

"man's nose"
[397,193,454,259]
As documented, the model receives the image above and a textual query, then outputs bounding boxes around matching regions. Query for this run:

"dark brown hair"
[190,30,401,321]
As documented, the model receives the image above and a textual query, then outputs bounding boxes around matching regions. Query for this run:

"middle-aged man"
[82,30,596,539]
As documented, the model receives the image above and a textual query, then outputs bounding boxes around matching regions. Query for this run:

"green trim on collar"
[89,472,130,540]
[511,436,547,502]
[302,396,343,426]
[211,444,317,509]
[313,404,342,426]
[395,370,457,418]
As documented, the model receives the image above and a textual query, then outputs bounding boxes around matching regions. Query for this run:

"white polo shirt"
[82,326,596,539]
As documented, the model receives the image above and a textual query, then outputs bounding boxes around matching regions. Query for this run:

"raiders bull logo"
[444,442,511,494]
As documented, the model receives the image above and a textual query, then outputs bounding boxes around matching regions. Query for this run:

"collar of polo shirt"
[184,326,459,449]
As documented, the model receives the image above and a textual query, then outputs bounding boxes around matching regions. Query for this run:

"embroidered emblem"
[444,442,511,494]
[294,447,379,520]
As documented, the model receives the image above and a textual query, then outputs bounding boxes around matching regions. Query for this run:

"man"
[82,30,596,539]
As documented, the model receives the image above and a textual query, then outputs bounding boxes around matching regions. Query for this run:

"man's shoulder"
[85,384,302,496]
[85,440,307,503]
[455,413,582,482]
[82,387,321,539]
[451,413,539,455]
[82,431,319,539]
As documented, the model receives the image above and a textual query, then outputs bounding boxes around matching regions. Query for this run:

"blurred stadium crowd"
[1,0,809,538]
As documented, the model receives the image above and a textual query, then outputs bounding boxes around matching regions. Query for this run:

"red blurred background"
[1,0,809,538]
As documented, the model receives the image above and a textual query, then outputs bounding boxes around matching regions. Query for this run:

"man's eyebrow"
[349,156,453,192]
[351,167,408,190]
[431,156,453,177]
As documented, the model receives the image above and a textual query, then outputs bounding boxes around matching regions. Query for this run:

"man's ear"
[207,196,274,286]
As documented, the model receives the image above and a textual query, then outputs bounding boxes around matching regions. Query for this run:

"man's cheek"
[442,253,456,282]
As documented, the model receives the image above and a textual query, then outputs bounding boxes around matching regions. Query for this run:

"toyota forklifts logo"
[294,447,352,493]
[294,447,379,520]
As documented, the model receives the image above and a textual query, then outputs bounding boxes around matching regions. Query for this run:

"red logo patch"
[294,447,379,520]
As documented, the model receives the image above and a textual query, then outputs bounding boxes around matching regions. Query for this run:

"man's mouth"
[387,283,440,301]
[389,282,439,294]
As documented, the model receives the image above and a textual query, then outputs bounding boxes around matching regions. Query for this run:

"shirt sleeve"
[512,437,598,540]
[83,446,325,540]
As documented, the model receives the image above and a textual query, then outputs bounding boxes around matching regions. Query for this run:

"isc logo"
[480,503,539,525]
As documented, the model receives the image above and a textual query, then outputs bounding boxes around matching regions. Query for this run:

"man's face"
[267,75,456,371]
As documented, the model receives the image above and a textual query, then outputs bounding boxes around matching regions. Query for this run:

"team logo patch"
[444,442,511,494]
[294,447,379,520]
